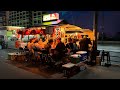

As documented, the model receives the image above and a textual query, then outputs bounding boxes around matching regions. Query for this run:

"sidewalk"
[70,65,120,79]
[0,49,46,79]
[0,61,46,79]
[0,49,65,79]
[0,49,120,79]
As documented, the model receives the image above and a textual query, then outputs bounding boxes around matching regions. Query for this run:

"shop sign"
[55,27,61,38]
[43,13,59,21]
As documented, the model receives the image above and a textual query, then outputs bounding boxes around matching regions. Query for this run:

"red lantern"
[36,29,41,34]
[24,29,30,35]
[17,34,20,38]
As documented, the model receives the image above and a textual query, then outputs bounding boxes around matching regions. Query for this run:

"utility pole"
[102,11,104,43]
[93,11,98,51]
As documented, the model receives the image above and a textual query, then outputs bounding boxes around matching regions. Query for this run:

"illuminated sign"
[52,19,61,24]
[43,22,52,25]
[42,19,62,25]
[55,27,61,38]
[43,13,59,21]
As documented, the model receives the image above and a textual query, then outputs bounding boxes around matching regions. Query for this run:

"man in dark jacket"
[54,38,66,61]
[79,35,92,58]
[66,38,74,51]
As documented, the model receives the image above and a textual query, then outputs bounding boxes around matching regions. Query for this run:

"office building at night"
[0,11,6,26]
[7,11,47,27]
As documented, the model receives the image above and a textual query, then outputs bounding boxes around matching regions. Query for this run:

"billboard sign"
[43,13,59,21]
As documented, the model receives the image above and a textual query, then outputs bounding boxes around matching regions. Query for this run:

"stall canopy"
[79,29,95,40]
[59,25,94,34]
[2,26,25,31]
[82,29,93,32]
[42,19,69,26]
[60,24,84,32]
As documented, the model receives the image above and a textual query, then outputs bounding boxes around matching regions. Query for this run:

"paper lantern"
[24,29,30,35]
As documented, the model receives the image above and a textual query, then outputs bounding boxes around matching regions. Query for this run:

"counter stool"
[101,50,111,66]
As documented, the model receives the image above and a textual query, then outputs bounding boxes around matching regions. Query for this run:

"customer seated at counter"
[52,38,66,61]
[26,39,35,58]
[34,40,42,50]
[66,38,74,55]
[44,39,54,54]
[38,38,47,49]
[51,39,57,49]
[27,39,34,51]
[72,39,79,54]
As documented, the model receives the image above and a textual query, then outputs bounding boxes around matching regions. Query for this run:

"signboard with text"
[43,13,59,21]
[55,27,61,38]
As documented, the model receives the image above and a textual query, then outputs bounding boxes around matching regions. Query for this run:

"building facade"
[7,11,47,27]
[0,11,6,26]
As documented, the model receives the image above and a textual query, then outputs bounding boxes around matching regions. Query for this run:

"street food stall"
[6,12,101,79]
[17,22,97,49]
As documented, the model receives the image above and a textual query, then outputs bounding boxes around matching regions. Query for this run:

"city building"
[0,11,6,26]
[7,11,47,27]
[0,17,2,26]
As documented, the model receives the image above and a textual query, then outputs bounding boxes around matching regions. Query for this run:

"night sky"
[48,11,120,37]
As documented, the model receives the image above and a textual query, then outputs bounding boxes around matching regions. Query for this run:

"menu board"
[55,27,61,38]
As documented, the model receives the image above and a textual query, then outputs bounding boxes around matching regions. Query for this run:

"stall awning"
[4,26,25,31]
[42,19,69,26]
[82,29,93,33]
[59,24,83,31]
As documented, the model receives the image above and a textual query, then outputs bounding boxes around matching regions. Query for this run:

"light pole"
[93,11,98,51]
[102,11,104,43]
